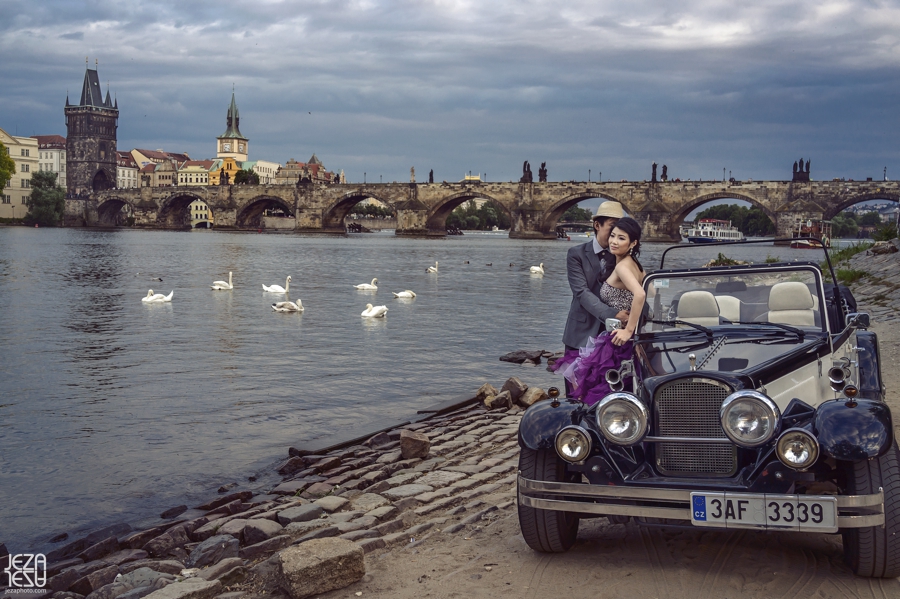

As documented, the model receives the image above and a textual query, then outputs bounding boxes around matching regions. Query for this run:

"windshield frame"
[640,263,831,341]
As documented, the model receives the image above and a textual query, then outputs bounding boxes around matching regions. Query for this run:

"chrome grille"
[654,378,736,476]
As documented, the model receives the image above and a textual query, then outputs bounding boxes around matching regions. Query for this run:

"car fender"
[518,400,584,451]
[814,398,894,460]
[855,331,884,400]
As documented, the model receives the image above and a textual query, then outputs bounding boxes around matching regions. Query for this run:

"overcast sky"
[2,0,900,187]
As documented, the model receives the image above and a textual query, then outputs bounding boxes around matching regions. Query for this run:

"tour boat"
[684,219,745,243]
[787,218,832,249]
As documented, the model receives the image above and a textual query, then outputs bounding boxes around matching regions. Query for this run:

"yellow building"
[178,160,214,186]
[189,199,214,228]
[208,157,242,185]
[0,128,39,220]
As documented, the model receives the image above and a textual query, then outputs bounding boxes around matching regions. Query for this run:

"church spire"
[220,91,246,140]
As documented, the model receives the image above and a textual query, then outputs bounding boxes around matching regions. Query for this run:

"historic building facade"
[0,128,38,219]
[216,93,248,162]
[116,151,138,189]
[32,135,67,189]
[65,62,118,196]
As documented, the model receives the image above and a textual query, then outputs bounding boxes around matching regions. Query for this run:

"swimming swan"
[263,276,291,293]
[211,272,233,290]
[272,299,304,312]
[361,303,388,318]
[142,290,173,303]
[354,278,378,290]
[426,261,438,273]
[392,290,416,298]
[530,263,545,274]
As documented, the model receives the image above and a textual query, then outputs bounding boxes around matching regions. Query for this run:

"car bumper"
[518,475,885,530]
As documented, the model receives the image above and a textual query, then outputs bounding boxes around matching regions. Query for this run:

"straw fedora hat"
[593,201,624,220]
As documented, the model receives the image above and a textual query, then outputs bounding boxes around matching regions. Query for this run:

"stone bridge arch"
[321,190,397,230]
[96,195,135,226]
[823,191,900,220]
[425,190,510,231]
[157,192,208,229]
[670,191,776,227]
[542,191,628,234]
[236,194,298,228]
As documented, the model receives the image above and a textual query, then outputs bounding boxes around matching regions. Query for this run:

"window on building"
[21,164,29,172]
[3,195,10,204]
[22,195,28,204]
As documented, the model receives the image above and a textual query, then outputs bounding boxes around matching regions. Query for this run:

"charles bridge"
[65,179,900,242]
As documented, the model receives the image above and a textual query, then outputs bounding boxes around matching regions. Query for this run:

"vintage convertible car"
[518,240,898,578]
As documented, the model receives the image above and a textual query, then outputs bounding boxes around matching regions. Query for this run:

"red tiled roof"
[180,160,215,168]
[134,148,191,162]
[116,151,138,168]
[140,164,157,173]
[32,134,66,149]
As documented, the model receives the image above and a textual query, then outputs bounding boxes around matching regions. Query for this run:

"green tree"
[24,171,65,226]
[831,213,859,238]
[233,169,260,185]
[560,204,593,222]
[694,204,774,236]
[0,142,14,192]
[858,211,883,227]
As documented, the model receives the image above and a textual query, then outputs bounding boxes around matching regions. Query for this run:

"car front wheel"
[841,441,900,578]
[517,447,579,552]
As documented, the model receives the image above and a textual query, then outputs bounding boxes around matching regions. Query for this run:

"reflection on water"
[0,228,835,552]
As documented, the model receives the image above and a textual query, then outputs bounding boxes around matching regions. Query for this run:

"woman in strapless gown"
[551,217,646,406]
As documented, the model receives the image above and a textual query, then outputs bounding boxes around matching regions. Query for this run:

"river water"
[0,227,834,552]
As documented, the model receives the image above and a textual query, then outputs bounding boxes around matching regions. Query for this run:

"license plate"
[690,492,837,532]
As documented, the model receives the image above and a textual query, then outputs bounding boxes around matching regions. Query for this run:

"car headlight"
[554,426,592,463]
[595,392,649,446]
[720,390,780,447]
[775,428,819,470]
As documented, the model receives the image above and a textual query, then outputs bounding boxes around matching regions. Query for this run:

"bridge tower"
[65,59,118,196]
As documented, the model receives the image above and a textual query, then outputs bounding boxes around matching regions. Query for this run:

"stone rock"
[300,483,333,499]
[47,557,84,577]
[382,484,433,500]
[500,377,528,400]
[242,519,284,546]
[116,586,156,599]
[184,536,239,569]
[214,519,248,541]
[474,383,499,401]
[499,350,542,364]
[116,568,174,589]
[310,456,341,473]
[46,568,82,594]
[270,481,307,496]
[195,558,243,582]
[283,520,329,537]
[70,565,119,596]
[195,492,252,512]
[238,535,292,560]
[518,387,548,407]
[160,506,188,520]
[138,578,221,599]
[349,493,389,513]
[118,561,185,576]
[99,550,147,567]
[366,505,398,521]
[77,537,119,563]
[188,521,220,543]
[313,496,348,513]
[375,450,402,465]
[143,534,176,559]
[399,430,430,460]
[47,525,133,563]
[275,539,365,599]
[120,525,174,551]
[277,505,324,525]
[291,526,340,545]
[484,390,513,410]
[416,470,467,488]
[365,432,392,448]
[85,581,133,599]
[211,567,246,587]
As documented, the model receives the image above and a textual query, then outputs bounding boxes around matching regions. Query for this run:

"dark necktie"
[597,249,611,281]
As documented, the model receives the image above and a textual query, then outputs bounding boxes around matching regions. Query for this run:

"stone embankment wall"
[845,240,900,323]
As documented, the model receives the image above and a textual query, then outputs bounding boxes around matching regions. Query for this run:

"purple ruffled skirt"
[550,333,636,406]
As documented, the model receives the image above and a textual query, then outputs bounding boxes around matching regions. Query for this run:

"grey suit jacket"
[562,241,618,348]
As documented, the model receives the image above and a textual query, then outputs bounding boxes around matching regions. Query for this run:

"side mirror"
[845,312,870,329]
[605,318,623,333]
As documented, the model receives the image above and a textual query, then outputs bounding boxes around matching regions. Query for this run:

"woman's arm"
[611,260,646,346]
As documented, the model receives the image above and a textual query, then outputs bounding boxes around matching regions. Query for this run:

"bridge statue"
[661,164,668,182]
[651,162,658,183]
[520,161,533,183]
[410,167,415,183]
[429,169,434,183]
[538,162,547,183]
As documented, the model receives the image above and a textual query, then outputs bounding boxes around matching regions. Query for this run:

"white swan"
[263,276,291,293]
[211,272,233,290]
[354,278,378,290]
[530,263,545,275]
[142,289,173,303]
[392,290,416,299]
[361,303,388,318]
[272,299,303,312]
[426,261,438,273]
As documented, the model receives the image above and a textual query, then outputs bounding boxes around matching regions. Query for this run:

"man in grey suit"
[563,200,629,354]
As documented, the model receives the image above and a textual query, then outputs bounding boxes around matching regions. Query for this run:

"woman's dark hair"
[612,216,644,272]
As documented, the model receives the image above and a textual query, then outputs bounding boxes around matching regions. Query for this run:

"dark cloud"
[1,0,899,184]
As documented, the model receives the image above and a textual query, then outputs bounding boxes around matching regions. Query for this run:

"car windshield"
[640,266,828,336]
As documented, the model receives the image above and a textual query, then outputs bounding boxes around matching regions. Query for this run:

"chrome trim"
[645,436,738,444]
[554,425,592,464]
[720,390,781,447]
[776,428,820,470]
[518,476,884,529]
[595,392,649,446]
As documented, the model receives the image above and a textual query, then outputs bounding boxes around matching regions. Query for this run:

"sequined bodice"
[599,282,633,312]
